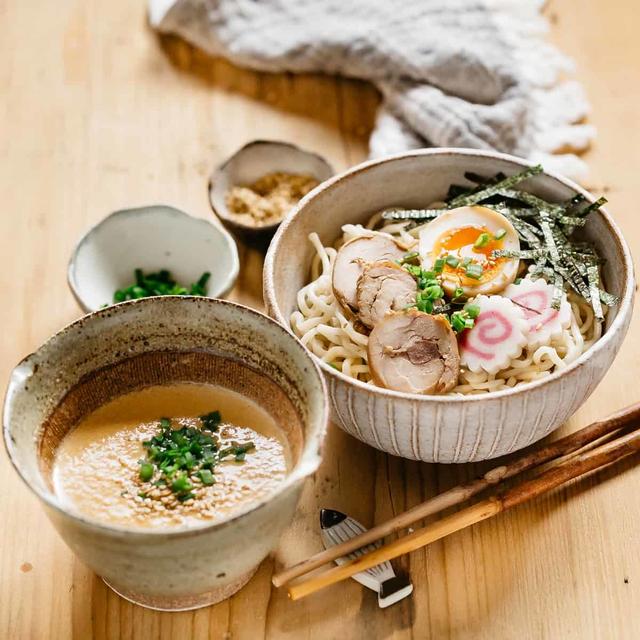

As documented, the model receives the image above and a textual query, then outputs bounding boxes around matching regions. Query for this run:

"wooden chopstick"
[272,402,640,588]
[287,424,640,600]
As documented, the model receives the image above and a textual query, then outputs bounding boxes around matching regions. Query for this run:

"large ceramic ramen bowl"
[264,149,634,464]
[3,297,327,610]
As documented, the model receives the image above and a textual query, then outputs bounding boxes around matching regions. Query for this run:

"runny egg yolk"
[433,225,506,284]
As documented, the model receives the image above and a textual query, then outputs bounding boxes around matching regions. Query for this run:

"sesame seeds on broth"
[52,383,290,529]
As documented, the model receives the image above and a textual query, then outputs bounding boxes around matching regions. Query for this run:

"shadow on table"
[151,33,381,310]
[155,33,380,152]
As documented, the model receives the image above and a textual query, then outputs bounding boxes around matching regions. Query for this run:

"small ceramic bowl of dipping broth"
[3,297,327,610]
[264,149,634,464]
[68,205,240,312]
[209,140,334,241]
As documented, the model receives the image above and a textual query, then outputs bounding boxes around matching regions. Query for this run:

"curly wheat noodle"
[290,214,606,395]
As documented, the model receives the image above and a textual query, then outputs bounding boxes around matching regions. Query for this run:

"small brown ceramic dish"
[208,140,334,242]
[3,297,327,610]
[264,148,635,464]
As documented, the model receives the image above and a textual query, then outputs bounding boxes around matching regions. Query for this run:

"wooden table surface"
[1,1,638,638]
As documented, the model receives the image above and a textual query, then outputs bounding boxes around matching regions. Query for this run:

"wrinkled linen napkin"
[149,0,594,180]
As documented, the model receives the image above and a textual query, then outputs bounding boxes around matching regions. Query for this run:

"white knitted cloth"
[149,0,594,180]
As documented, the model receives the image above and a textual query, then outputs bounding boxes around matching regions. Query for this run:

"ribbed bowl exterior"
[324,325,628,462]
[264,149,634,463]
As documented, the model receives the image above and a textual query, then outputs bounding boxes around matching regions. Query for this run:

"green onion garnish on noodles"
[450,309,476,332]
[445,254,460,268]
[399,251,420,264]
[473,232,491,248]
[465,263,483,280]
[464,303,481,319]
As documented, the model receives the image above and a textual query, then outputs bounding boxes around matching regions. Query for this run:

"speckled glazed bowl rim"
[264,148,635,404]
[3,297,328,539]
[67,205,241,313]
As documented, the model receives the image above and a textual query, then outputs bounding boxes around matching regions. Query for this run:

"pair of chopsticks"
[273,402,640,600]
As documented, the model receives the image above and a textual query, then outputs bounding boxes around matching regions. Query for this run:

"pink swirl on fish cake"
[461,311,512,359]
[459,295,529,374]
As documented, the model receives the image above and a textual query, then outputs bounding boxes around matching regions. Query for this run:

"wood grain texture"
[0,0,637,638]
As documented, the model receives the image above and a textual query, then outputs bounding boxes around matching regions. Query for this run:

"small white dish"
[68,205,240,312]
[209,140,334,239]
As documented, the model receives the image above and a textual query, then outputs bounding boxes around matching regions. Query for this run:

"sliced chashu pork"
[356,261,417,328]
[332,235,406,313]
[368,310,460,394]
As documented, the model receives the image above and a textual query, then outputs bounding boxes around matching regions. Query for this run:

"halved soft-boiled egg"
[418,205,520,296]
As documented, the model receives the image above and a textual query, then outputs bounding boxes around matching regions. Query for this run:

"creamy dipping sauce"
[52,383,290,529]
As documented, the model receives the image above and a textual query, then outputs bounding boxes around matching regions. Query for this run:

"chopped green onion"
[464,303,481,319]
[198,469,215,485]
[425,285,444,300]
[134,408,256,504]
[171,474,193,494]
[465,263,484,280]
[450,311,467,333]
[416,296,434,314]
[450,307,478,333]
[111,269,213,306]
[139,462,154,482]
[191,272,211,295]
[494,228,507,241]
[445,254,460,268]
[433,258,445,273]
[473,233,491,249]
[400,251,420,264]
